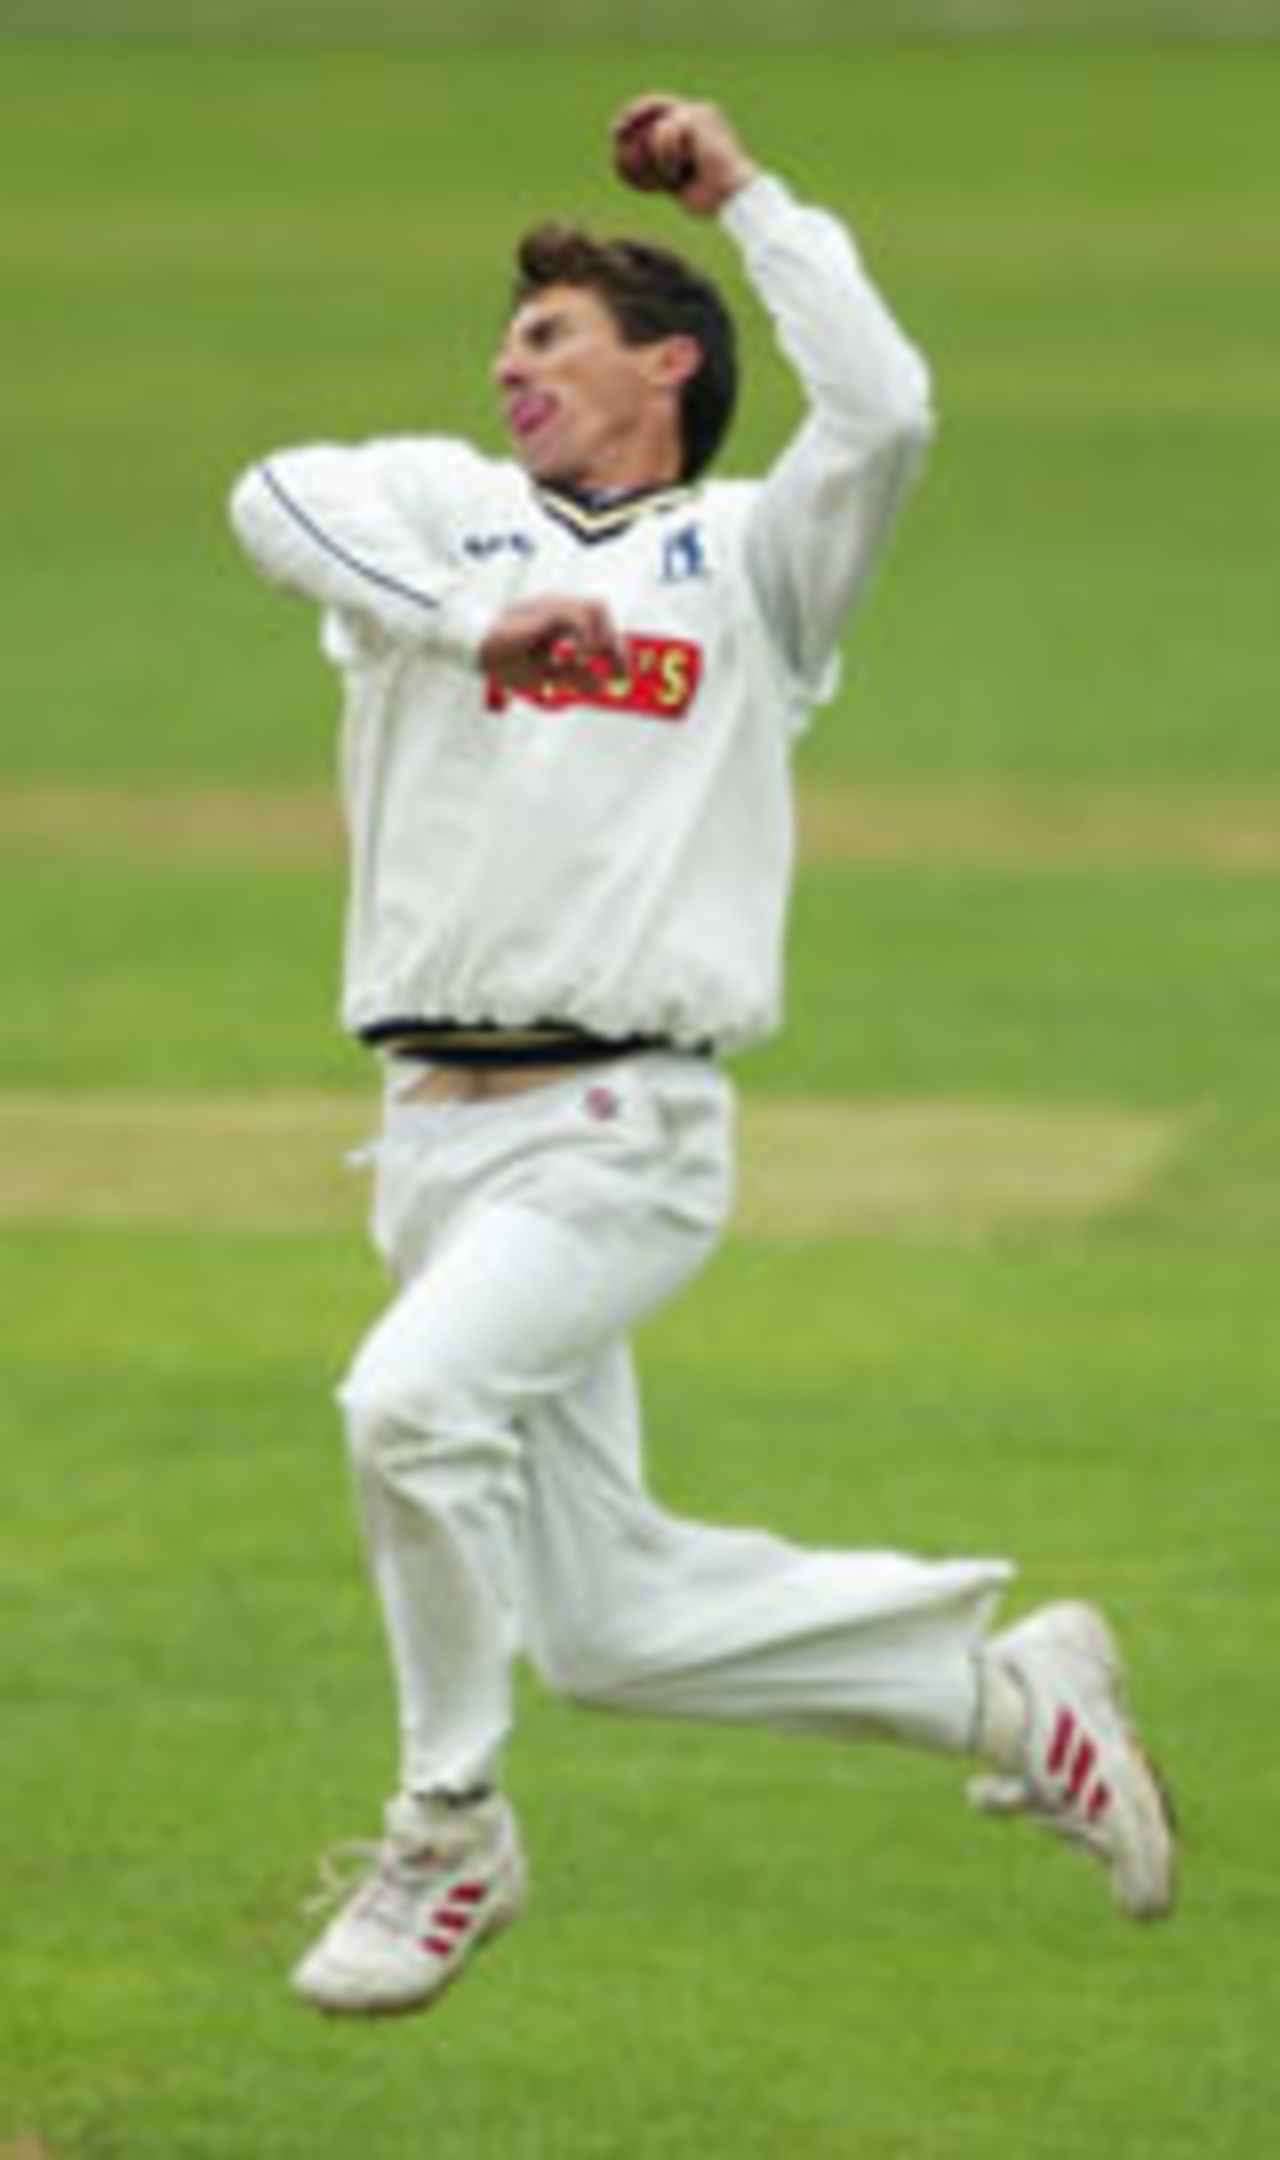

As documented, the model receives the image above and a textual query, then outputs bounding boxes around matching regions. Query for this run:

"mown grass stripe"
[5,783,1280,872]
[0,1091,1187,1240]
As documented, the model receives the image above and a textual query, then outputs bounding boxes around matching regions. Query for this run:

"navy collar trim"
[532,478,695,542]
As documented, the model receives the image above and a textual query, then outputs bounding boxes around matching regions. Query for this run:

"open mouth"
[507,390,558,444]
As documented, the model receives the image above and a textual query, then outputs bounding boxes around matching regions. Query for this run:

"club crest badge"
[661,523,709,583]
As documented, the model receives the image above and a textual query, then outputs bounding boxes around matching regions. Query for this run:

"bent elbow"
[227,462,273,560]
[824,341,937,467]
[864,368,937,478]
[891,390,937,461]
[227,457,312,583]
[882,343,937,452]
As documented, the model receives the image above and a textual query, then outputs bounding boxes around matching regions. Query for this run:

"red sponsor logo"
[485,633,702,723]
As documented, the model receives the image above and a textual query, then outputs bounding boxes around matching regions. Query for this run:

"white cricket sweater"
[229,175,934,1053]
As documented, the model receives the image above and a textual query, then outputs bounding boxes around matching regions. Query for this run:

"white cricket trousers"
[339,1052,1013,1797]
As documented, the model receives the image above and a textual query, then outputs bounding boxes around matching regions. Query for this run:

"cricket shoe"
[292,1790,527,2016]
[970,1601,1176,1921]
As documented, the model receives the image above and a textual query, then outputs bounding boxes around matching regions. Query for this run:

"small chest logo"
[463,530,536,561]
[661,523,709,584]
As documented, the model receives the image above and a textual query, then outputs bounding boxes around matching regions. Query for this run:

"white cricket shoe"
[971,1601,1176,1921]
[292,1790,527,2016]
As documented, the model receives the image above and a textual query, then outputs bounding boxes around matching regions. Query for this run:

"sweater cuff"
[431,589,494,668]
[718,171,795,247]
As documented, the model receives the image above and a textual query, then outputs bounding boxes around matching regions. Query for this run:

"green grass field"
[3,32,1279,2159]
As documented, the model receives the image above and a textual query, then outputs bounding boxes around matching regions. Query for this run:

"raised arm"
[727,177,934,692]
[614,95,935,693]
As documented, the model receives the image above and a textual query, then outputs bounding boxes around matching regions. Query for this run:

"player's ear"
[646,333,702,391]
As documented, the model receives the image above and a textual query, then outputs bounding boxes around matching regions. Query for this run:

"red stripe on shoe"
[432,1909,474,1937]
[1047,1710,1076,1776]
[1067,1736,1098,1802]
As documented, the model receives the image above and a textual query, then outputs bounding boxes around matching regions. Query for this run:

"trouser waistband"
[358,1019,690,1070]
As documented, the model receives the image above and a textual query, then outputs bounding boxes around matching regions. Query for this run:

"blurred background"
[2,4,1278,2156]
[2,0,1279,34]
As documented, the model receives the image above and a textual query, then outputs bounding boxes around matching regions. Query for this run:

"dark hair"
[511,223,738,481]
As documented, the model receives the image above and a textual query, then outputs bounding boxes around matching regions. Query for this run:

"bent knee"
[338,1356,521,1496]
[339,1357,412,1458]
[341,1356,461,1461]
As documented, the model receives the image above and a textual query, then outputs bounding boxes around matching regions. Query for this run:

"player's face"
[495,284,686,493]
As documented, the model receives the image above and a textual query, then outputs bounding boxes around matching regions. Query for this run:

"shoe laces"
[303,1837,451,1927]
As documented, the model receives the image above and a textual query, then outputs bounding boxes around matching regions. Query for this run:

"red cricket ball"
[612,107,695,194]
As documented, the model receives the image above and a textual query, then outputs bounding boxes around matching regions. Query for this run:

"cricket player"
[229,93,1175,2018]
